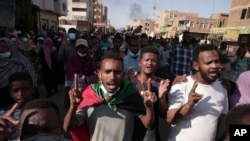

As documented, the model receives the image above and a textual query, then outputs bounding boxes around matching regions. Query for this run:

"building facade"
[32,0,67,33]
[211,0,250,44]
[131,19,155,37]
[155,10,218,40]
[59,0,95,32]
[94,1,108,32]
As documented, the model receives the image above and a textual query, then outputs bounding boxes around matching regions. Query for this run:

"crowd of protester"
[0,26,250,141]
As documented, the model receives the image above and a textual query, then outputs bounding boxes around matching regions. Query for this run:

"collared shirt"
[123,54,141,78]
[166,43,193,76]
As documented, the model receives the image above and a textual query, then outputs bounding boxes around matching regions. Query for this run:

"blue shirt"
[123,54,141,78]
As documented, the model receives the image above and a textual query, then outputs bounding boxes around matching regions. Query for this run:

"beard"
[199,69,217,84]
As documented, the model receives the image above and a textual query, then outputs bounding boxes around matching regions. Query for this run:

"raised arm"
[158,79,170,118]
[63,74,83,132]
[140,78,155,129]
[167,81,203,123]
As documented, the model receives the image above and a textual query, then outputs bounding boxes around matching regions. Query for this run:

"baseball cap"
[75,39,88,48]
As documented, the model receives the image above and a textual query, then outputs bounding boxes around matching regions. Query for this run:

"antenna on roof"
[153,0,156,10]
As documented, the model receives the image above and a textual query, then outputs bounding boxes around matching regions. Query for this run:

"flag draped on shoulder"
[70,79,145,141]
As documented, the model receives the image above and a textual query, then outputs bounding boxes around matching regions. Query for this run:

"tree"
[15,0,34,33]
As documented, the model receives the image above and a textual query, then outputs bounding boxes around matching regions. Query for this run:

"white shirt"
[168,76,228,141]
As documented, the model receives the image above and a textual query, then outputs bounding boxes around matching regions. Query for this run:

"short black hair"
[8,72,33,86]
[20,99,60,119]
[68,28,77,33]
[193,44,218,62]
[226,104,250,132]
[101,53,123,68]
[140,33,148,39]
[220,41,227,46]
[127,35,140,46]
[113,34,123,42]
[19,99,61,140]
[140,46,159,59]
[219,53,229,64]
[183,31,191,36]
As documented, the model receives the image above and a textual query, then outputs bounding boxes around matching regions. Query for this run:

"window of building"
[205,23,208,28]
[241,9,247,19]
[72,8,87,12]
[200,23,204,28]
[190,22,194,27]
[246,7,250,19]
[222,19,225,25]
[210,24,214,28]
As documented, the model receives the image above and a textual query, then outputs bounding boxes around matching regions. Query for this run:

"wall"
[227,0,250,26]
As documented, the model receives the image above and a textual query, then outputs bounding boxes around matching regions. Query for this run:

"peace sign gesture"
[68,74,83,107]
[0,103,20,141]
[141,78,156,108]
[187,81,203,106]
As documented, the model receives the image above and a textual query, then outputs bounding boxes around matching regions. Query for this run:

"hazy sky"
[101,0,232,29]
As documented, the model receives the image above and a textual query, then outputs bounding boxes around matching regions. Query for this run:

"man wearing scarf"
[64,53,155,141]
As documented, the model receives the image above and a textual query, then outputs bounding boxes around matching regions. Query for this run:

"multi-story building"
[94,1,108,32]
[59,0,95,32]
[226,0,250,44]
[211,13,229,28]
[131,19,155,37]
[211,0,250,44]
[173,16,218,40]
[106,19,111,32]
[156,10,198,38]
[32,0,67,32]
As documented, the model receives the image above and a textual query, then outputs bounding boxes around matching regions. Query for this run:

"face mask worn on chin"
[0,51,11,59]
[128,49,140,58]
[23,38,28,42]
[68,33,76,40]
[77,51,87,57]
[11,38,17,42]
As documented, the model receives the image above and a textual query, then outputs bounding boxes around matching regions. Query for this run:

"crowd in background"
[0,25,250,141]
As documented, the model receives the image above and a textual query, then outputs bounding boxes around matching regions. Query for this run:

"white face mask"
[57,38,62,42]
[11,38,16,42]
[100,84,120,97]
[77,51,87,57]
[128,49,140,58]
[23,38,28,42]
[0,51,11,59]
[68,33,76,40]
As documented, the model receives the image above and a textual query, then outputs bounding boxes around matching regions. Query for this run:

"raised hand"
[172,74,187,86]
[141,78,156,108]
[158,79,170,99]
[68,74,83,107]
[128,67,138,85]
[187,81,203,106]
[0,103,20,141]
